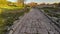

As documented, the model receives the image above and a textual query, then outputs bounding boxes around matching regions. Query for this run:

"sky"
[7,0,60,4]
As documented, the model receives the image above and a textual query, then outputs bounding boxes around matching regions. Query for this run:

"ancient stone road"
[9,8,60,34]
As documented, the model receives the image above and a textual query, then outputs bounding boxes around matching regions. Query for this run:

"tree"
[58,3,60,7]
[28,2,37,7]
[0,0,7,5]
[17,0,25,7]
[53,3,58,7]
[7,1,17,7]
[40,3,46,6]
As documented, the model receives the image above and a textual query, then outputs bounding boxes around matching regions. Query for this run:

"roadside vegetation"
[0,7,30,34]
[0,0,30,34]
[37,2,60,20]
[42,7,60,23]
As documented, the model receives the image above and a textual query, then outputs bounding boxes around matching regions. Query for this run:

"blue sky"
[7,0,60,4]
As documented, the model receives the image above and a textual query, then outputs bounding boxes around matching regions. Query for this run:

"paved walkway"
[9,8,59,34]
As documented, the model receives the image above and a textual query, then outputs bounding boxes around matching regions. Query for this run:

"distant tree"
[28,2,37,7]
[17,0,26,7]
[53,3,58,6]
[47,3,50,5]
[7,1,17,7]
[40,3,46,5]
[57,3,60,7]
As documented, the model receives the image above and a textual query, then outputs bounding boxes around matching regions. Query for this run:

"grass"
[42,7,60,22]
[0,6,30,34]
